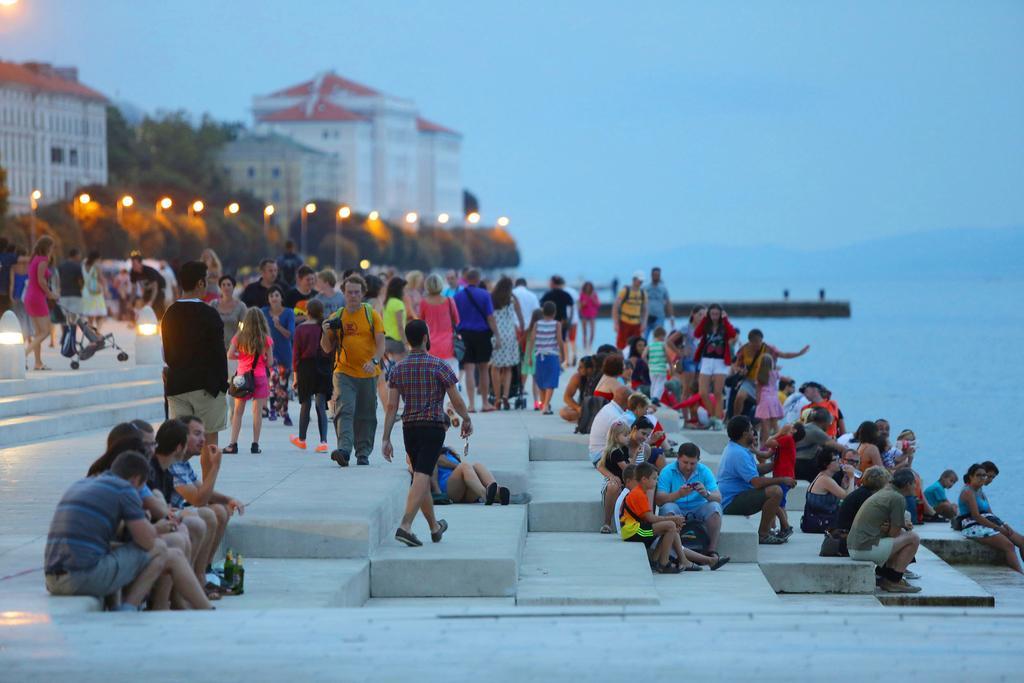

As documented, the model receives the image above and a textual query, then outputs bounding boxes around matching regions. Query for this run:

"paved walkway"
[2,353,1024,678]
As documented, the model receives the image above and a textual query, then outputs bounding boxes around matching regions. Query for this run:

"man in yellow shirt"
[321,274,385,467]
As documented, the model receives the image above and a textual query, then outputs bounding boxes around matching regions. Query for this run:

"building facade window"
[69,149,79,166]
[51,146,63,164]
[272,167,280,178]
[247,166,255,178]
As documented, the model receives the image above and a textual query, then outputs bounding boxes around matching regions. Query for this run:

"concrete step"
[214,558,370,609]
[0,536,101,616]
[516,532,659,606]
[0,364,161,398]
[225,467,410,559]
[0,396,165,448]
[756,531,876,594]
[0,379,162,419]
[680,429,728,455]
[654,561,780,609]
[874,546,993,608]
[369,505,527,598]
[529,433,590,461]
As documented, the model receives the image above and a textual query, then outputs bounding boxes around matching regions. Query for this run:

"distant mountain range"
[523,226,1024,280]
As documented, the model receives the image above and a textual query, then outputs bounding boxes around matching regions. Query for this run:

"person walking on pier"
[611,271,648,351]
[321,274,385,467]
[383,319,472,547]
[644,267,673,339]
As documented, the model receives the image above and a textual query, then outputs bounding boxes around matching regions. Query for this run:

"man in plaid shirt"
[383,319,472,547]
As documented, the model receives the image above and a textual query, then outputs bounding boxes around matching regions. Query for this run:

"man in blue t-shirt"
[655,442,723,555]
[44,452,166,609]
[454,268,501,412]
[716,416,796,545]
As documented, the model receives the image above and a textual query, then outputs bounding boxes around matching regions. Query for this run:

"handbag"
[819,528,849,557]
[449,298,466,361]
[228,353,261,399]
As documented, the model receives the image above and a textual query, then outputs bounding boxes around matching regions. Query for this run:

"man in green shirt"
[848,468,922,593]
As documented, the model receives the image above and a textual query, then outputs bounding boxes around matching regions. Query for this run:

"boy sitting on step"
[620,463,701,573]
[613,465,638,535]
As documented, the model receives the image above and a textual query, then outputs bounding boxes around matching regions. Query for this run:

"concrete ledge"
[0,364,162,398]
[516,532,658,606]
[679,429,728,455]
[225,518,375,559]
[216,559,370,609]
[529,434,590,461]
[528,460,604,533]
[874,547,993,608]
[0,379,162,419]
[717,515,759,563]
[370,506,527,598]
[757,533,876,593]
[919,526,1004,565]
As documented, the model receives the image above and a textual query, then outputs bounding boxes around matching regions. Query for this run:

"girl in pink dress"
[226,307,273,454]
[24,236,56,370]
[578,281,600,351]
[755,355,784,444]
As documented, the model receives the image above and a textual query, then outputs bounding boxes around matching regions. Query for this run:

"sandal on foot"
[684,564,704,572]
[759,533,786,545]
[599,524,613,534]
[222,443,239,454]
[710,555,731,571]
[656,563,683,574]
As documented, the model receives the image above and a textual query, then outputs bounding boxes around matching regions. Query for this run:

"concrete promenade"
[1,327,1023,679]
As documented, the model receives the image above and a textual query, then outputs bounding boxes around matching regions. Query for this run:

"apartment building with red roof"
[234,70,462,226]
[0,61,108,215]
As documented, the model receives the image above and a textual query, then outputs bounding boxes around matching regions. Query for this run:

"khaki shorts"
[849,537,895,566]
[168,389,227,432]
[45,543,151,598]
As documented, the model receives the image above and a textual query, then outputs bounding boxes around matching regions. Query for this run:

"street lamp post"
[300,202,316,256]
[117,195,134,226]
[334,204,351,271]
[29,189,41,245]
[263,204,275,232]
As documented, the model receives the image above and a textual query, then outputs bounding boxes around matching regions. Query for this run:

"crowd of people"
[32,248,1022,608]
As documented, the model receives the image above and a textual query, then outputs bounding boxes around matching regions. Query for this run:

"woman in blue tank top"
[958,463,1024,573]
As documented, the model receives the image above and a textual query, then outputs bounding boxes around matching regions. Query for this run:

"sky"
[2,1,1023,274]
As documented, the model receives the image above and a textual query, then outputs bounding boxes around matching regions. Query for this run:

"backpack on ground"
[679,520,711,554]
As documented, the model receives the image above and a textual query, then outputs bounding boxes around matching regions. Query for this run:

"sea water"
[589,274,1024,521]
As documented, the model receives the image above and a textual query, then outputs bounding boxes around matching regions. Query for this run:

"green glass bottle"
[223,549,235,589]
[235,554,245,595]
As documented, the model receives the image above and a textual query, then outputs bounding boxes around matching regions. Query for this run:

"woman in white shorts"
[693,304,737,430]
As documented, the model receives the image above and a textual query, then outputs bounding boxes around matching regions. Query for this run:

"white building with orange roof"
[0,61,108,216]
[247,71,462,225]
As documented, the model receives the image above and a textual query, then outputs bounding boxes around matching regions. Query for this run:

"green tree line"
[0,107,520,271]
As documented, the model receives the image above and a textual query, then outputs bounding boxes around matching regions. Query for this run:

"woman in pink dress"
[755,355,784,445]
[24,236,57,370]
[578,281,599,351]
[418,273,460,375]
[226,307,273,454]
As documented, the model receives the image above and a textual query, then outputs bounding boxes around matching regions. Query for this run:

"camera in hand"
[327,316,343,330]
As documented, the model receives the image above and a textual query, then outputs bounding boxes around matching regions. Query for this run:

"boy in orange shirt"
[619,463,693,573]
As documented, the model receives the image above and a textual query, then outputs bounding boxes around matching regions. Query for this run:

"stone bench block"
[529,434,590,461]
[226,518,376,559]
[370,506,527,598]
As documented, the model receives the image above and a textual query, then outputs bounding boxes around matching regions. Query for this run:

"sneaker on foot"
[485,482,498,506]
[498,486,511,506]
[268,411,278,422]
[395,528,422,547]
[331,450,350,467]
[315,442,329,453]
[356,456,369,466]
[250,442,261,454]
[759,533,786,545]
[431,519,448,543]
[290,436,307,450]
[283,414,293,427]
[879,578,921,593]
[903,570,921,580]
[778,526,795,540]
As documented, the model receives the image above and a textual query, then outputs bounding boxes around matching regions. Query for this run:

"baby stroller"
[508,365,529,410]
[58,306,130,370]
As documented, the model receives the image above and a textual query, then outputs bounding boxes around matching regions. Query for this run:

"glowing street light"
[368,210,379,221]
[157,197,173,213]
[263,204,275,231]
[226,202,240,215]
[359,259,371,270]
[404,212,418,225]
[117,195,134,225]
[334,204,352,270]
[188,200,204,217]
[437,212,450,225]
[300,202,317,255]
[467,211,480,225]
[78,193,91,205]
[497,216,510,228]
[29,189,41,245]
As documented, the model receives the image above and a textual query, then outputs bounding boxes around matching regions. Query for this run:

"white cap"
[632,270,645,281]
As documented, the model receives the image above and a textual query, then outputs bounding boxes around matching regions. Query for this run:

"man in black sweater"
[162,261,228,447]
